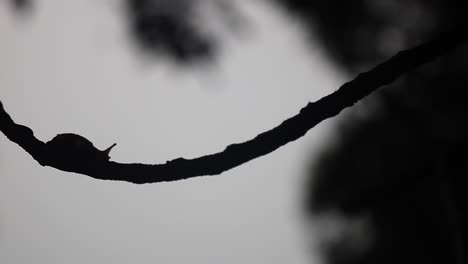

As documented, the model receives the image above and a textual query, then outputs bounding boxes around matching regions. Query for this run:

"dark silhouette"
[1,30,467,184]
[45,133,116,169]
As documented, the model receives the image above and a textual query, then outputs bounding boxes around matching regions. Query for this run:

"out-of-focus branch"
[1,29,467,184]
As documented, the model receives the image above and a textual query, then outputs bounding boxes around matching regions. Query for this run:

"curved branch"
[1,30,467,184]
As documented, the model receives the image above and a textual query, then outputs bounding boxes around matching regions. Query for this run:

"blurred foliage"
[9,0,33,13]
[7,0,237,64]
[125,0,216,63]
[275,0,468,263]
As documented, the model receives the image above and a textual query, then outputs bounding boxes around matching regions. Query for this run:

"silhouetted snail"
[45,133,116,163]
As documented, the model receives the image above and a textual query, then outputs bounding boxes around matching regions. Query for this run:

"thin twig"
[1,29,467,183]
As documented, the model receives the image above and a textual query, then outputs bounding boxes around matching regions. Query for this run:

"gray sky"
[0,0,347,263]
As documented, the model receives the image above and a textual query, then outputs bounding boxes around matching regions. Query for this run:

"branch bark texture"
[1,30,467,184]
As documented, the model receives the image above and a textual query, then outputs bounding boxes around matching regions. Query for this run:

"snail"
[45,133,116,166]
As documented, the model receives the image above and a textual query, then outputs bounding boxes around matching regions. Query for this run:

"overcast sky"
[0,1,348,263]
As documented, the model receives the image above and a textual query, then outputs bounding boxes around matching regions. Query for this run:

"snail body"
[45,133,116,166]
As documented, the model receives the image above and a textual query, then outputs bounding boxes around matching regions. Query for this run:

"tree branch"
[1,29,467,184]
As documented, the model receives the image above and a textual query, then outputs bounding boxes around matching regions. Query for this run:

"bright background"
[0,1,347,263]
